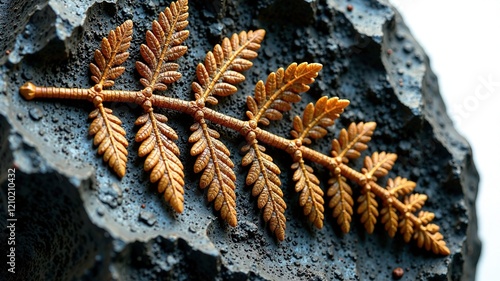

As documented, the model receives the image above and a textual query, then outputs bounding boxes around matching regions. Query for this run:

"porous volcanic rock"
[0,0,480,280]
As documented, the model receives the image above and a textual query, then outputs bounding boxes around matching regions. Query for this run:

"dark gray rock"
[0,0,480,280]
[139,210,157,227]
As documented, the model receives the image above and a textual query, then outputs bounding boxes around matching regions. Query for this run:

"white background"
[390,1,500,280]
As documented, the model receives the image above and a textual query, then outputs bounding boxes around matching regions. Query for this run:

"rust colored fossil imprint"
[19,0,450,255]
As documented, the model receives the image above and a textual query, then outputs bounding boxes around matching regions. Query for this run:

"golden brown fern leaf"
[331,122,376,163]
[412,211,450,255]
[87,20,133,177]
[290,96,349,145]
[192,29,265,105]
[89,20,133,89]
[362,151,397,179]
[242,143,287,240]
[246,62,323,126]
[88,106,128,177]
[327,175,353,233]
[189,121,237,226]
[135,112,185,212]
[404,193,428,212]
[19,14,451,256]
[357,152,397,233]
[413,223,450,255]
[398,193,428,243]
[135,0,189,91]
[133,0,188,212]
[291,160,324,228]
[398,213,414,243]
[380,177,416,237]
[399,204,449,255]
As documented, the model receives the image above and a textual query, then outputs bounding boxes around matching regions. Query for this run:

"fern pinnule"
[386,176,417,197]
[189,122,237,226]
[380,177,417,237]
[135,0,189,91]
[19,1,452,256]
[356,152,397,233]
[403,193,428,213]
[380,200,398,237]
[399,213,414,242]
[89,106,129,177]
[241,143,287,240]
[90,20,133,89]
[331,122,376,163]
[399,193,428,234]
[327,175,353,233]
[357,184,379,234]
[414,224,449,255]
[192,29,265,105]
[246,62,323,126]
[135,113,185,212]
[413,211,449,255]
[189,29,265,226]
[87,21,133,177]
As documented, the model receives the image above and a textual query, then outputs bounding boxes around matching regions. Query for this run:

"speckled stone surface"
[0,0,480,280]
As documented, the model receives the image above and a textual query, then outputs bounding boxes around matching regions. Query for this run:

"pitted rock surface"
[0,0,480,280]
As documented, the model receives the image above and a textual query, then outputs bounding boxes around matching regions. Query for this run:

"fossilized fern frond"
[19,0,451,256]
[246,62,322,126]
[287,97,349,229]
[133,1,189,213]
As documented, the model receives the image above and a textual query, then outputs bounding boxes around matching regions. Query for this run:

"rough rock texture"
[0,0,480,280]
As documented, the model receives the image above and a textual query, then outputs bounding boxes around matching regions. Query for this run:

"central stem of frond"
[19,83,343,174]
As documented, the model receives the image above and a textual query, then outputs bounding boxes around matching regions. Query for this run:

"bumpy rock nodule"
[0,0,480,280]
